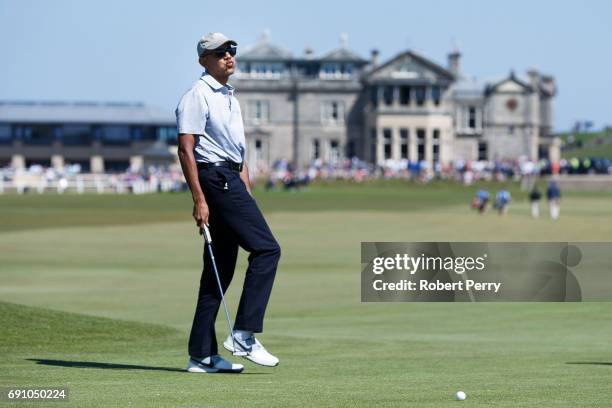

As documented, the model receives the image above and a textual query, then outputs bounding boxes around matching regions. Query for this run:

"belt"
[197,161,243,172]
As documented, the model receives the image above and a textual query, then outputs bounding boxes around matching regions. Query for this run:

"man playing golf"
[175,32,281,373]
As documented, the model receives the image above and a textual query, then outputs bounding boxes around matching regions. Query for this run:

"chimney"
[527,69,539,90]
[541,75,556,95]
[304,47,314,60]
[447,50,461,77]
[340,33,348,49]
[371,49,380,68]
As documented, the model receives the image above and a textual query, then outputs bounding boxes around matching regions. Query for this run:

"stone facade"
[233,37,559,168]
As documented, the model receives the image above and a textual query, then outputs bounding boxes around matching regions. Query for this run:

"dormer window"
[320,63,354,79]
[431,86,441,106]
[237,62,284,78]
[415,86,426,106]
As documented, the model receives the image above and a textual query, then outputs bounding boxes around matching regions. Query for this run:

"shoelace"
[244,335,263,351]
[234,334,259,351]
[244,335,255,346]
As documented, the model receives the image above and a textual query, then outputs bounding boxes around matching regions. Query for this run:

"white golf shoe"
[223,332,279,367]
[186,354,244,373]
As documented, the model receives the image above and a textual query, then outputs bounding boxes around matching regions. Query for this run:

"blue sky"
[0,0,610,131]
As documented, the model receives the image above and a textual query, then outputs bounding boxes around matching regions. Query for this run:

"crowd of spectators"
[264,155,612,191]
[1,155,610,194]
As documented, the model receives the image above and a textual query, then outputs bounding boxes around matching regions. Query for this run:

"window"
[400,128,409,159]
[320,63,353,79]
[0,124,11,144]
[247,100,270,124]
[321,101,345,124]
[383,86,394,106]
[321,63,340,77]
[399,86,411,105]
[342,64,354,76]
[329,139,340,162]
[432,129,440,163]
[312,138,320,160]
[431,86,441,106]
[254,139,264,163]
[468,107,477,129]
[131,126,156,141]
[237,62,250,74]
[415,86,426,106]
[22,125,55,145]
[250,63,284,78]
[478,142,488,161]
[158,127,178,145]
[538,144,548,160]
[101,126,130,145]
[383,128,392,160]
[62,125,91,145]
[417,129,426,161]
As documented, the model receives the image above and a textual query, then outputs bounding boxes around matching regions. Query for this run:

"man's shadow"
[27,359,269,374]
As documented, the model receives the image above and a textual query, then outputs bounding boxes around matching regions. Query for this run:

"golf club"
[201,225,247,357]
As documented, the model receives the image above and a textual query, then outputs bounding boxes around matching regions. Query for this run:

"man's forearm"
[178,147,206,204]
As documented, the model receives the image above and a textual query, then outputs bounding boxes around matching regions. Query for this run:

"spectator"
[494,189,512,215]
[472,189,490,214]
[529,187,542,218]
[547,180,561,220]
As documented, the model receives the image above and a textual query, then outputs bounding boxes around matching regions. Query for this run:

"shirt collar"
[200,70,234,92]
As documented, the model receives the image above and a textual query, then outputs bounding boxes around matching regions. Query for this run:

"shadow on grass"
[28,359,269,374]
[566,362,612,366]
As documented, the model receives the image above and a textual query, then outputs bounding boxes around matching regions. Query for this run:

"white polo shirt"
[175,70,246,164]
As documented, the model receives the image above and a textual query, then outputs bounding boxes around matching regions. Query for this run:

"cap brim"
[198,39,238,56]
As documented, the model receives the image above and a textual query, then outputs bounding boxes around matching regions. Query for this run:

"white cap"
[197,32,237,57]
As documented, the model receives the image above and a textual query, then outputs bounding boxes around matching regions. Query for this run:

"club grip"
[202,225,212,244]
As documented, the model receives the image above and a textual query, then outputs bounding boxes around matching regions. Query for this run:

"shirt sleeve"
[175,87,208,135]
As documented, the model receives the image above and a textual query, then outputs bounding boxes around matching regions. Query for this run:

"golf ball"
[456,391,467,401]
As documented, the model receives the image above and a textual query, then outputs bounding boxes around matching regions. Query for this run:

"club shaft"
[204,237,239,353]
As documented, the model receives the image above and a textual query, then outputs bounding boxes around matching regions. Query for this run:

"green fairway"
[1,182,611,407]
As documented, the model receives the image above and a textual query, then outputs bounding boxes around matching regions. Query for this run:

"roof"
[485,71,533,94]
[0,101,174,125]
[319,47,366,63]
[451,76,486,100]
[240,42,292,61]
[364,49,455,82]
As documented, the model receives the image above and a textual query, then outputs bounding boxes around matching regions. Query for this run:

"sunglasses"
[206,47,237,58]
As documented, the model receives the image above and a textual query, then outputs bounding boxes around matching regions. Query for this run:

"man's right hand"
[193,200,210,232]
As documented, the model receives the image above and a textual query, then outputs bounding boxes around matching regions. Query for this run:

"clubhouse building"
[0,35,559,173]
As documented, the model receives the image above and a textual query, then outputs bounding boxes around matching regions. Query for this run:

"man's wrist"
[193,195,206,205]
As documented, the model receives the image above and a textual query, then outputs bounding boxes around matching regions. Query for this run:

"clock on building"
[506,98,518,111]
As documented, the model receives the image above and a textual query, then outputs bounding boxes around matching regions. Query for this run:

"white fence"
[0,172,185,194]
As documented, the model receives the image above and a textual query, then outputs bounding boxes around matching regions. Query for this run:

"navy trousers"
[188,166,281,359]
